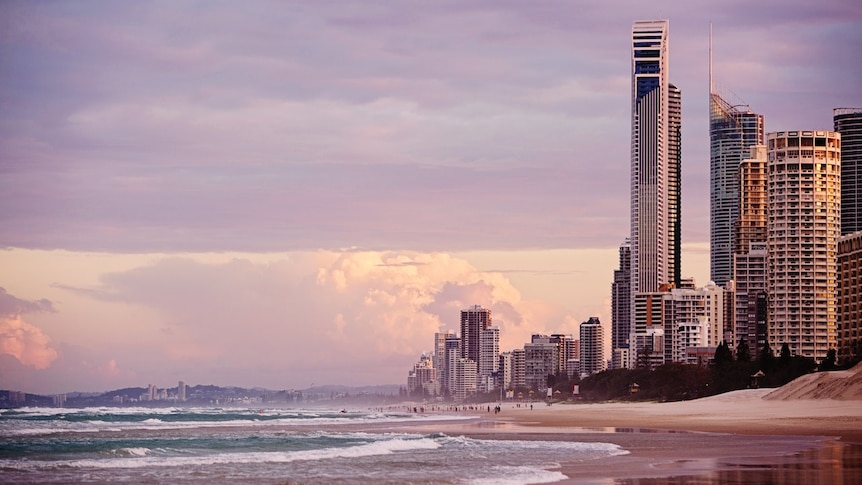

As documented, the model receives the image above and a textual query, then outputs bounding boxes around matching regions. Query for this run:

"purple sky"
[1,1,860,393]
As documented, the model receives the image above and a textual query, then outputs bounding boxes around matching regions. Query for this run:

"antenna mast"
[709,22,713,95]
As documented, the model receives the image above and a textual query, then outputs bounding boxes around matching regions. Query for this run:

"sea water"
[0,406,627,484]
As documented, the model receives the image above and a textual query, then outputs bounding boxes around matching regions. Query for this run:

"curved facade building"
[767,130,840,361]
[709,93,764,286]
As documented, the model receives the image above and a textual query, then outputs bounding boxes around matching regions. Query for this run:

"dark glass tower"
[835,108,862,235]
[709,93,764,286]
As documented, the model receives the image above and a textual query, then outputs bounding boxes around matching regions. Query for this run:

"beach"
[3,377,862,484]
[385,388,862,483]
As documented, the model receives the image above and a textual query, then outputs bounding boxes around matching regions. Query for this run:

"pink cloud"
[0,316,58,370]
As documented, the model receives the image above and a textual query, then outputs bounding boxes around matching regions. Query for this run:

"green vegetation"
[578,341,829,402]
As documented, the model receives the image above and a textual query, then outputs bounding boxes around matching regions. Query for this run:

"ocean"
[0,406,627,484]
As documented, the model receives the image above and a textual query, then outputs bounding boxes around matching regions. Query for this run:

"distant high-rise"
[630,19,671,296]
[178,381,186,401]
[478,326,500,391]
[709,28,765,286]
[767,130,840,361]
[835,108,862,235]
[579,317,606,378]
[460,305,491,364]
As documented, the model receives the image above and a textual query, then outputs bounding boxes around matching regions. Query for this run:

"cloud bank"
[7,251,581,392]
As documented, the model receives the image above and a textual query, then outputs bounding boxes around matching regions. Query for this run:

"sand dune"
[764,362,862,401]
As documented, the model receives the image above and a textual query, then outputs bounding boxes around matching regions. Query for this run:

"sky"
[1,1,860,394]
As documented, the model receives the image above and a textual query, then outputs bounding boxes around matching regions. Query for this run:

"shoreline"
[376,390,862,483]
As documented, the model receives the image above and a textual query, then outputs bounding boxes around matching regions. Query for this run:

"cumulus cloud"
[59,250,569,387]
[0,316,58,369]
[0,287,58,369]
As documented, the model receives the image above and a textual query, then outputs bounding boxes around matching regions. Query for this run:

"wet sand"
[382,390,862,483]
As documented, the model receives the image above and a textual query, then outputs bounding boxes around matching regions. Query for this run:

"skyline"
[1,1,860,393]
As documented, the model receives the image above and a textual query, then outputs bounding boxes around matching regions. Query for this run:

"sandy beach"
[384,386,862,483]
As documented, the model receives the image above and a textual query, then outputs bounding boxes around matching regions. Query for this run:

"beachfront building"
[511,349,526,390]
[549,333,578,379]
[835,108,862,235]
[838,231,862,364]
[460,305,491,364]
[666,283,724,363]
[633,289,670,368]
[524,337,558,391]
[478,326,500,392]
[452,358,477,401]
[443,334,461,397]
[407,353,438,398]
[767,130,841,361]
[433,330,455,382]
[579,318,606,378]
[733,144,769,355]
[498,351,514,391]
[735,243,768,355]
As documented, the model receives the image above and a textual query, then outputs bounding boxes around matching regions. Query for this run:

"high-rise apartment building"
[767,130,841,361]
[443,334,461,396]
[550,334,579,378]
[835,108,862,235]
[478,326,500,392]
[524,337,558,391]
[734,242,768,354]
[668,84,682,287]
[735,146,769,253]
[611,239,632,353]
[460,305,491,364]
[453,358,477,401]
[733,145,769,354]
[433,330,454,379]
[511,348,526,390]
[498,351,514,391]
[579,317,605,378]
[838,231,862,364]
[630,19,671,297]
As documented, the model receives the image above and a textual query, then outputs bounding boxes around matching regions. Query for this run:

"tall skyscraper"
[834,108,862,235]
[631,20,671,296]
[460,305,491,364]
[767,130,840,361]
[629,20,683,366]
[709,28,765,286]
